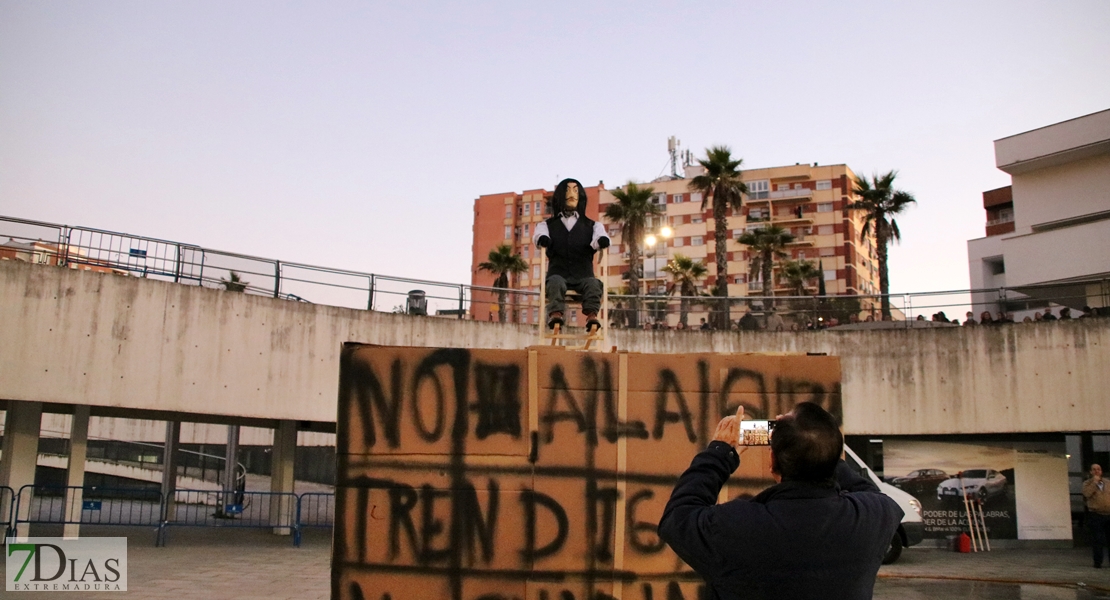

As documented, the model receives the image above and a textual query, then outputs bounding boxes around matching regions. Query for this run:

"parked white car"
[936,469,1007,502]
[843,446,924,564]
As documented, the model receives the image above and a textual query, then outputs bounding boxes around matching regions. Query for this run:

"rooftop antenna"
[668,136,681,178]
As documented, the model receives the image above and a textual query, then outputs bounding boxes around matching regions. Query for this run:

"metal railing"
[14,485,164,544]
[157,489,298,546]
[293,492,335,547]
[1,486,14,539]
[2,214,1107,328]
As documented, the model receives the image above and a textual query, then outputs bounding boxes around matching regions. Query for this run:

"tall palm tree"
[737,225,794,301]
[848,171,917,319]
[780,259,820,297]
[689,146,748,327]
[662,254,708,327]
[604,182,663,328]
[478,244,528,323]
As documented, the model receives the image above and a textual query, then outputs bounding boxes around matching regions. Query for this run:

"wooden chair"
[537,247,609,350]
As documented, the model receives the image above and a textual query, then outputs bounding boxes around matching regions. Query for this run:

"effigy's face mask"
[564,182,579,213]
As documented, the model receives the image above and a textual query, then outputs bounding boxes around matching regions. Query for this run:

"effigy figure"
[532,178,610,331]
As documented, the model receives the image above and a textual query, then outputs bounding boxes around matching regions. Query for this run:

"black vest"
[545,215,596,280]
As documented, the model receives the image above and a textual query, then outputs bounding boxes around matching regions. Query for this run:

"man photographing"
[658,402,902,600]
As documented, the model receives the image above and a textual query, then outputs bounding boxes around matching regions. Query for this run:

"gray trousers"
[545,275,603,318]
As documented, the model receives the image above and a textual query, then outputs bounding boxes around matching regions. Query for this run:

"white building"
[968,109,1110,316]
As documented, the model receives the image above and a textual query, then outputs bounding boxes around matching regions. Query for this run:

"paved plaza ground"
[4,526,1110,599]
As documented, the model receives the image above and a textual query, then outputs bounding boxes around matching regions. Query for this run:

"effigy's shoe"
[585,318,601,333]
[547,314,564,330]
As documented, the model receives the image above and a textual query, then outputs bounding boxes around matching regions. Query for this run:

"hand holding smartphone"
[740,420,773,446]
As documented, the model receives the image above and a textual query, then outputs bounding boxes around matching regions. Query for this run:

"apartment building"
[470,161,884,324]
[596,164,881,313]
[968,108,1110,315]
[469,182,604,322]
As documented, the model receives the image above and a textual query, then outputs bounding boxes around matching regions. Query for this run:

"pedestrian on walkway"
[1083,463,1110,568]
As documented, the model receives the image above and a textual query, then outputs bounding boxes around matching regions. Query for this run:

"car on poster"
[889,468,949,496]
[936,469,1007,502]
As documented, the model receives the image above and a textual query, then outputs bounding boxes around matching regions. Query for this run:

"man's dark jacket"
[658,442,903,600]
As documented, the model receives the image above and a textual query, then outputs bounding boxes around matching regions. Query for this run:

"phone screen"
[741,420,772,446]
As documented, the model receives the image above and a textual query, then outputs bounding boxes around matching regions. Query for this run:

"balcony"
[768,188,813,200]
[785,234,814,246]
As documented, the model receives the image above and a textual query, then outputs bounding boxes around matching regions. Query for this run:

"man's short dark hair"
[770,402,843,482]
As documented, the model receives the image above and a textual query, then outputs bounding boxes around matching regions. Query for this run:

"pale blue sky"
[2,1,1108,295]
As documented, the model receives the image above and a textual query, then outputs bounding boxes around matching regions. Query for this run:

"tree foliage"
[688,146,748,326]
[848,171,917,318]
[478,243,528,323]
[604,182,663,327]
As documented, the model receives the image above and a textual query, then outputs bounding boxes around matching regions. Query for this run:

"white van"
[843,445,925,564]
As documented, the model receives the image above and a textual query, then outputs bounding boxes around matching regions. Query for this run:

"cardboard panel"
[335,345,842,600]
[339,345,531,457]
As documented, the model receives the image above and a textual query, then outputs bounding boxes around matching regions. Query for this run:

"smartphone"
[740,420,773,446]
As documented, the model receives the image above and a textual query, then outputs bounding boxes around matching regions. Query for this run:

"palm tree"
[689,146,748,327]
[478,244,528,323]
[737,225,794,302]
[662,254,708,327]
[221,271,248,292]
[848,171,917,319]
[604,182,663,328]
[780,259,820,297]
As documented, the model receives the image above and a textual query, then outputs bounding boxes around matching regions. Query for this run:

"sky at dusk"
[2,1,1108,300]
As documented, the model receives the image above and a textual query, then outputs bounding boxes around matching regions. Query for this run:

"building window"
[778,184,790,191]
[817,225,834,235]
[523,224,530,237]
[674,237,684,247]
[747,180,769,199]
[505,206,512,219]
[673,194,684,203]
[819,247,835,257]
[519,206,524,216]
[816,180,832,190]
[504,226,512,239]
[692,215,703,224]
[535,202,541,215]
[690,192,703,204]
[798,250,806,259]
[653,193,666,205]
[692,236,704,246]
[524,203,531,216]
[794,183,804,189]
[533,265,540,278]
[749,208,764,220]
[817,203,833,212]
[824,270,837,281]
[735,274,746,284]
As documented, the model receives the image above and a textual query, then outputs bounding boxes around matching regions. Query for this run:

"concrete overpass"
[1,260,1108,532]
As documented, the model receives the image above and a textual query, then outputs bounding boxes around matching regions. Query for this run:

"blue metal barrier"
[4,484,335,548]
[158,489,299,547]
[14,485,164,543]
[1,485,15,539]
[293,492,335,547]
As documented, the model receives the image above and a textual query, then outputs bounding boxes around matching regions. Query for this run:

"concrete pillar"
[223,425,240,515]
[62,405,90,539]
[0,401,43,539]
[269,420,296,535]
[161,420,181,521]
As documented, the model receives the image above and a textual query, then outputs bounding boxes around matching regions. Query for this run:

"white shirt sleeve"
[591,221,609,250]
[532,220,549,246]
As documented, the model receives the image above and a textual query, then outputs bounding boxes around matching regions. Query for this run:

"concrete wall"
[1010,153,1110,234]
[2,260,1109,436]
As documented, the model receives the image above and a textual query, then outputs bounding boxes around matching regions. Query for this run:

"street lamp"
[643,226,673,294]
